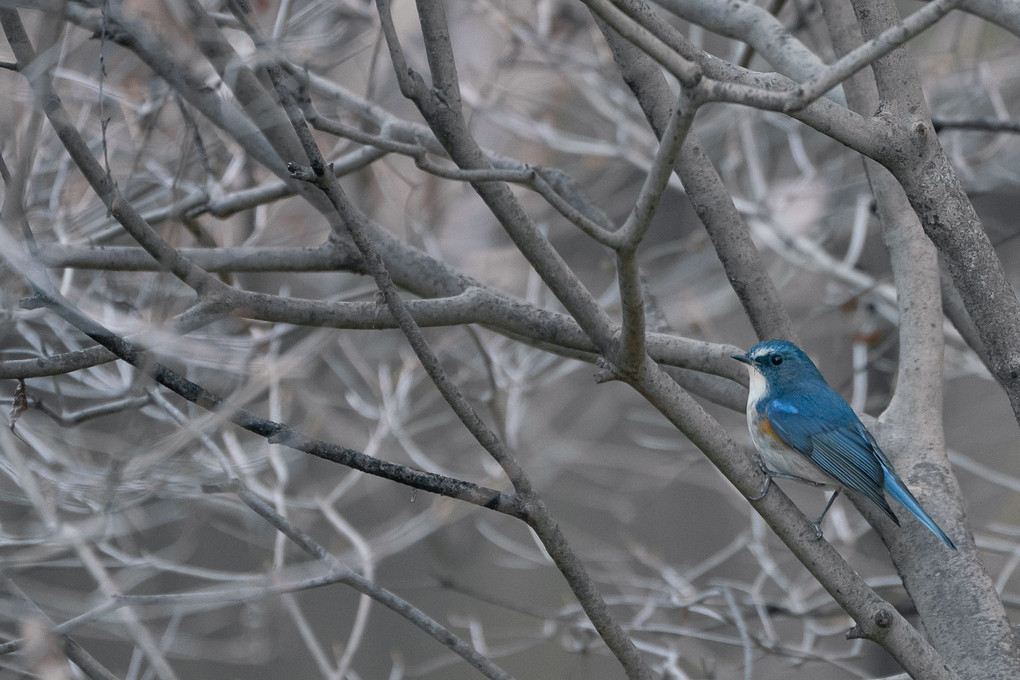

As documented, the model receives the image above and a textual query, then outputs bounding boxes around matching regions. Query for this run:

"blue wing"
[763,383,955,548]
[763,393,899,524]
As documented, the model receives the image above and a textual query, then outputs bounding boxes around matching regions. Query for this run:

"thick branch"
[820,1,1019,676]
[594,12,796,342]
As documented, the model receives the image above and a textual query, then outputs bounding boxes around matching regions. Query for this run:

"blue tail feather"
[883,472,956,550]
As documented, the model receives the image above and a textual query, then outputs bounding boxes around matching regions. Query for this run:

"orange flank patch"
[756,417,779,441]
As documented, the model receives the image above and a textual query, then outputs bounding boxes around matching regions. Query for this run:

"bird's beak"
[732,353,751,365]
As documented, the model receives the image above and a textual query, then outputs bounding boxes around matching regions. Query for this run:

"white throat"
[745,366,768,406]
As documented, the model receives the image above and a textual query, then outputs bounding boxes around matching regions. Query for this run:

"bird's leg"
[748,454,826,501]
[772,473,826,486]
[810,489,842,539]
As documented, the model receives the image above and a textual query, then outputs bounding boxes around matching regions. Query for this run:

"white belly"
[746,412,833,484]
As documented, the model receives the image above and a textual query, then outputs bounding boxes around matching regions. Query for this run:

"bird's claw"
[748,468,773,501]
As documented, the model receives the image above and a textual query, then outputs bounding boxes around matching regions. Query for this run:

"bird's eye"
[770,354,783,366]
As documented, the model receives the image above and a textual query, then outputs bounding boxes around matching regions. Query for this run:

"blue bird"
[732,339,955,549]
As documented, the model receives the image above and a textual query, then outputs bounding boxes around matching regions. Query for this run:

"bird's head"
[731,339,826,389]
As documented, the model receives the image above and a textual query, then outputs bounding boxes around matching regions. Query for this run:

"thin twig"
[17,285,520,515]
[225,480,518,680]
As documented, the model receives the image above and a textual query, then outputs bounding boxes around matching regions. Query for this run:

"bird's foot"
[749,473,772,501]
[748,458,776,501]
[809,490,841,541]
